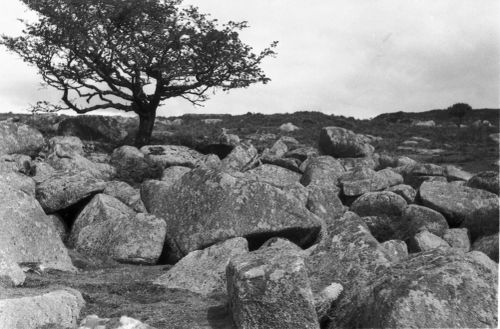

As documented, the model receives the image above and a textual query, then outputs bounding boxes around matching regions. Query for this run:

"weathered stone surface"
[284,146,319,162]
[306,184,346,223]
[261,155,302,173]
[472,233,499,262]
[403,204,449,238]
[220,143,258,171]
[0,171,35,196]
[48,135,84,156]
[47,148,116,181]
[349,248,498,328]
[444,165,473,181]
[36,172,106,213]
[70,194,166,264]
[408,231,450,252]
[47,214,69,242]
[0,288,84,329]
[380,240,408,263]
[0,183,75,272]
[0,153,32,174]
[419,181,499,239]
[154,238,248,295]
[313,282,344,322]
[399,163,446,188]
[140,145,203,169]
[161,166,191,185]
[376,168,404,187]
[306,212,391,327]
[350,191,407,217]
[110,145,161,184]
[443,228,470,252]
[103,180,147,213]
[467,171,499,195]
[0,120,44,156]
[386,184,417,203]
[227,245,320,329]
[339,167,388,196]
[32,160,57,184]
[300,156,345,187]
[360,215,407,242]
[338,156,377,171]
[0,253,25,287]
[78,315,156,329]
[279,122,300,132]
[147,167,321,257]
[244,164,301,188]
[319,126,374,158]
[58,115,133,144]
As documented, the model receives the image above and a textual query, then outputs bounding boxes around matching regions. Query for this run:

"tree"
[447,103,472,127]
[1,0,277,146]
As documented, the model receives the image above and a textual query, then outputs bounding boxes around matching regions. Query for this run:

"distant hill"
[374,108,500,124]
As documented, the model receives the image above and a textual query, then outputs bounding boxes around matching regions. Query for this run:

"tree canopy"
[447,103,472,127]
[1,0,277,145]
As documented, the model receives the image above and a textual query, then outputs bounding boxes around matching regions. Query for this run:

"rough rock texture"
[0,120,44,156]
[244,164,301,188]
[380,240,408,263]
[376,168,404,187]
[103,181,147,213]
[306,184,346,223]
[36,172,107,213]
[140,180,172,214]
[467,171,499,195]
[472,233,499,262]
[58,115,133,144]
[140,145,203,169]
[0,183,75,272]
[339,156,378,171]
[70,194,165,264]
[350,191,407,217]
[443,228,471,252]
[399,163,446,188]
[339,167,388,196]
[306,212,392,327]
[300,156,345,187]
[0,171,35,196]
[349,248,498,328]
[32,160,57,184]
[0,253,25,287]
[419,181,499,239]
[48,135,84,156]
[110,145,161,184]
[319,126,374,158]
[0,153,32,174]
[403,204,449,238]
[0,288,85,329]
[78,315,157,329]
[444,165,473,182]
[408,231,450,252]
[147,167,322,257]
[161,166,191,185]
[386,184,417,203]
[220,143,258,172]
[284,146,319,162]
[154,237,248,295]
[227,244,320,329]
[47,214,69,242]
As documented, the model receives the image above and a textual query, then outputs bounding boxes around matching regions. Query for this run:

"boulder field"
[0,120,498,328]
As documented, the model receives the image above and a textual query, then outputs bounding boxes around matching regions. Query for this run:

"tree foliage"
[447,103,472,127]
[1,0,277,145]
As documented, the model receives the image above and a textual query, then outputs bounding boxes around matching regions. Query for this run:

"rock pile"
[0,119,498,328]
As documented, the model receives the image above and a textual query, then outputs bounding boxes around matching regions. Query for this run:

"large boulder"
[467,171,499,195]
[339,167,389,196]
[146,167,322,257]
[386,184,417,203]
[103,180,147,213]
[0,288,84,329]
[306,212,392,326]
[110,145,161,184]
[472,233,499,262]
[0,183,75,272]
[35,172,107,213]
[399,163,446,188]
[349,248,498,328]
[403,204,449,238]
[69,194,166,264]
[300,156,345,187]
[0,171,36,196]
[227,243,320,329]
[220,143,258,172]
[306,184,346,223]
[161,166,191,185]
[419,181,499,239]
[0,253,25,288]
[408,231,450,252]
[154,237,248,296]
[443,228,471,252]
[244,164,301,188]
[140,145,204,169]
[58,115,134,144]
[0,120,44,156]
[319,126,374,158]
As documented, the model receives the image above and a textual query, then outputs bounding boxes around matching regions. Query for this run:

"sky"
[0,0,498,119]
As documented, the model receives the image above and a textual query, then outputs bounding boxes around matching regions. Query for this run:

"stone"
[110,145,161,184]
[147,167,321,257]
[375,168,404,187]
[400,163,446,188]
[70,194,166,264]
[319,126,374,158]
[380,240,408,263]
[48,135,84,156]
[313,282,344,322]
[32,160,57,184]
[0,120,44,156]
[284,146,319,162]
[442,228,471,252]
[306,212,391,327]
[140,145,203,169]
[0,253,25,287]
[244,164,301,188]
[0,183,75,272]
[338,156,378,171]
[154,238,248,296]
[306,184,346,223]
[58,115,133,144]
[220,143,258,172]
[0,153,32,174]
[472,233,499,262]
[103,180,147,213]
[419,181,499,239]
[350,191,407,217]
[47,148,116,181]
[300,156,345,187]
[360,215,407,242]
[386,184,417,203]
[140,179,172,213]
[408,231,450,252]
[78,315,156,329]
[443,165,473,181]
[467,171,499,195]
[339,167,388,196]
[261,155,302,173]
[161,166,191,185]
[403,204,449,238]
[0,288,84,329]
[36,171,106,213]
[0,171,35,196]
[279,122,300,132]
[47,214,69,242]
[350,248,498,328]
[227,245,320,329]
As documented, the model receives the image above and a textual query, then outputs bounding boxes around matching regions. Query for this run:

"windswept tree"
[1,0,277,146]
[447,103,472,127]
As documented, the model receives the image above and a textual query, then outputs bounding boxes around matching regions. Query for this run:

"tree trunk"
[135,109,156,147]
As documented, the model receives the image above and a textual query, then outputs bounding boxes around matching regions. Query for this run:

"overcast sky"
[0,0,498,119]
